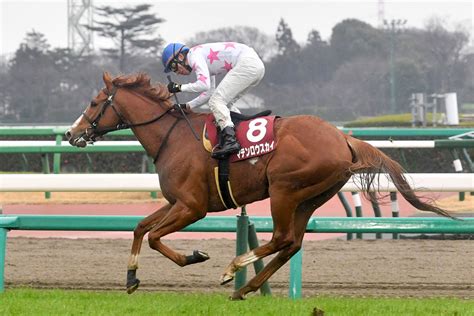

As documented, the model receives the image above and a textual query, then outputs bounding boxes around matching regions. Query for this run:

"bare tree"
[423,17,470,92]
[275,18,300,56]
[86,4,165,72]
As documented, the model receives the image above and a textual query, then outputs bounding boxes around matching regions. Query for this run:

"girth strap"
[214,158,239,209]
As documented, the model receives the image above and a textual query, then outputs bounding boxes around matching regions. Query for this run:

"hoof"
[220,273,234,285]
[185,250,210,265]
[193,250,210,262]
[229,291,245,300]
[126,269,140,294]
[126,279,140,294]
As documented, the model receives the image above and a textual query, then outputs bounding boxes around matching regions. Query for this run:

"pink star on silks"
[198,74,208,83]
[191,45,203,51]
[207,48,220,64]
[222,60,233,72]
[223,42,236,49]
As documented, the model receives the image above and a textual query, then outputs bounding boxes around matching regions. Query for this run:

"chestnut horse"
[66,72,452,300]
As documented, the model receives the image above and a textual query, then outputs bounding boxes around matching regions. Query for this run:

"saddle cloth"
[203,114,277,162]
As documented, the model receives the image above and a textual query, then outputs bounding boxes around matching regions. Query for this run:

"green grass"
[1,288,473,316]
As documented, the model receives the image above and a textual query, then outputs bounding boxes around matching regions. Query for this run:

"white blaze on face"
[71,114,84,131]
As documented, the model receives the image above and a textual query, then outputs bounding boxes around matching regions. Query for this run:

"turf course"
[1,288,473,315]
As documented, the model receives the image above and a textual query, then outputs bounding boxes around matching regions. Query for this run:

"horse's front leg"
[126,203,172,294]
[147,200,210,267]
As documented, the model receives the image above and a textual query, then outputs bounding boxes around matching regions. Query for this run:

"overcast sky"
[1,0,472,56]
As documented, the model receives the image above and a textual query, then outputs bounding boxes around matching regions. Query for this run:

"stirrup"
[211,143,240,159]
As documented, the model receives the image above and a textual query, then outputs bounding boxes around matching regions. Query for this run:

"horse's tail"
[346,137,453,218]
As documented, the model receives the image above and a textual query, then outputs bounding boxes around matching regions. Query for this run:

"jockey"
[162,42,265,159]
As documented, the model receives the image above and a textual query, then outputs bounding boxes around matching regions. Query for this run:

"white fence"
[1,173,472,192]
[0,140,450,148]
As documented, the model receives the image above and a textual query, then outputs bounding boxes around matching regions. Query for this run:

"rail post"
[461,149,474,196]
[41,154,51,199]
[337,192,353,240]
[451,149,465,201]
[248,223,271,295]
[235,206,249,291]
[53,134,62,174]
[371,200,383,239]
[20,154,29,171]
[289,248,302,299]
[351,192,363,239]
[0,227,7,293]
[390,192,399,239]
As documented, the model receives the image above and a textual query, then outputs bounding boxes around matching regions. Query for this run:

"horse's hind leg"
[126,203,172,294]
[231,181,347,300]
[220,193,298,285]
[147,200,209,267]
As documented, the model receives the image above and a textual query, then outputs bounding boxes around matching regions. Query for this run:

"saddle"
[230,110,272,123]
[203,110,277,162]
[202,110,277,209]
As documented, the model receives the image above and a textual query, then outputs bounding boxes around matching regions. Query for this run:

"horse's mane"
[112,73,172,105]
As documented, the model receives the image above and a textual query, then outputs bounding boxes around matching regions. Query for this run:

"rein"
[82,85,185,161]
[82,86,175,138]
[153,118,181,163]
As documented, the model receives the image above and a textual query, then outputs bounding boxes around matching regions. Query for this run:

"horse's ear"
[102,72,113,91]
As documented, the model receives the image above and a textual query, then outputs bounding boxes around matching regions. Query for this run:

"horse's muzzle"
[65,129,88,148]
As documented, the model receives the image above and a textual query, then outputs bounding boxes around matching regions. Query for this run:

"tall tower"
[67,0,93,55]
[377,0,385,28]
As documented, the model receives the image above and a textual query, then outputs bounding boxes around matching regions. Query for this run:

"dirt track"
[5,237,473,298]
[3,192,473,298]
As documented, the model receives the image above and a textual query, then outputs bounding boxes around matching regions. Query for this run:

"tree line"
[0,4,472,124]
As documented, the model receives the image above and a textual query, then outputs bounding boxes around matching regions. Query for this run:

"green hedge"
[344,113,474,128]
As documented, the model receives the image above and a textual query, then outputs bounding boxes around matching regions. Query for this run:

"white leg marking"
[127,254,139,270]
[236,250,259,269]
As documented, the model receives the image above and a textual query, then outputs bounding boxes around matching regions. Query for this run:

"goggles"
[169,59,179,72]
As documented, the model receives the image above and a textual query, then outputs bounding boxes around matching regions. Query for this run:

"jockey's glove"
[167,81,181,93]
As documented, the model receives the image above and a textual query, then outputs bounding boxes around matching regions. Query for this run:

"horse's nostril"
[65,130,72,139]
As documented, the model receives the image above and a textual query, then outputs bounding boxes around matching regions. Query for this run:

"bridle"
[82,86,175,141]
[79,83,194,162]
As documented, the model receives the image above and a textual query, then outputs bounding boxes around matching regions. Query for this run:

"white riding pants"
[209,48,265,129]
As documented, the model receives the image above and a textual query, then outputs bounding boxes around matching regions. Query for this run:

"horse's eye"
[90,101,97,107]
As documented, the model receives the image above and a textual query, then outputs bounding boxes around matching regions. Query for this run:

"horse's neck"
[132,113,177,159]
[117,94,174,158]
[142,113,207,164]
[126,107,206,162]
[117,90,208,161]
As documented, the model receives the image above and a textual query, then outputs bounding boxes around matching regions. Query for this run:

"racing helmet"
[162,43,189,73]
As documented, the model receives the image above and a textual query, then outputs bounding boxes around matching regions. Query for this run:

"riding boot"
[212,126,241,159]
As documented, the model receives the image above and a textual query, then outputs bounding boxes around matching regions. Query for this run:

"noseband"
[82,86,174,140]
[82,87,125,138]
